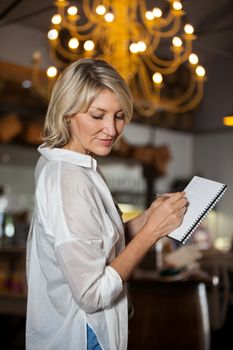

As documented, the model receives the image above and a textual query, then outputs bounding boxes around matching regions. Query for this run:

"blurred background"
[0,0,233,349]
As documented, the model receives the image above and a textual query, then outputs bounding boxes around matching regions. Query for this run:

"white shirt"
[26,145,128,350]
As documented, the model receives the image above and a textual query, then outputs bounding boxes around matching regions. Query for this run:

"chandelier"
[32,0,206,116]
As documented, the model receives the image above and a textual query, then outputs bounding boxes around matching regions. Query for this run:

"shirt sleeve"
[47,164,124,313]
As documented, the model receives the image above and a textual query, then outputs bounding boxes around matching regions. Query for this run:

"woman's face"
[67,88,126,156]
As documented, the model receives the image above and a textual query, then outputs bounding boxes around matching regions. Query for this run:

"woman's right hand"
[110,192,187,282]
[144,192,187,243]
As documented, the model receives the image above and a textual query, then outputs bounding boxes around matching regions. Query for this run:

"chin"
[93,147,112,156]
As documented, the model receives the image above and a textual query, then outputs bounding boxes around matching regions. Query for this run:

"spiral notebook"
[168,176,227,244]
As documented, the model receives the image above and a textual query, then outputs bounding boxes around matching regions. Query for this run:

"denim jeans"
[87,324,102,350]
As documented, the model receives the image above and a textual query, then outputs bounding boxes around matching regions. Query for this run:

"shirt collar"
[38,144,97,170]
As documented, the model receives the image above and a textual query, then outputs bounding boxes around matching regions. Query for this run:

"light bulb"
[173,1,182,10]
[195,65,205,77]
[96,5,106,15]
[153,8,162,18]
[137,41,147,52]
[84,40,94,51]
[48,29,58,40]
[189,53,198,65]
[104,12,114,22]
[129,43,138,53]
[184,24,194,35]
[153,72,163,84]
[172,36,182,47]
[68,38,79,49]
[51,14,62,25]
[67,6,78,16]
[145,11,154,20]
[47,66,57,78]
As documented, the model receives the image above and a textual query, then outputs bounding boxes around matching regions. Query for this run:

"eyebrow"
[89,107,123,113]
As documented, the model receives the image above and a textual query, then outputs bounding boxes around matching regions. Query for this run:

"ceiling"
[0,0,233,136]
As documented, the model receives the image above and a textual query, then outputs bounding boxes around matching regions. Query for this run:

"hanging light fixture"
[32,0,206,116]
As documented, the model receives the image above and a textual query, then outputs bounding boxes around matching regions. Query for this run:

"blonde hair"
[43,58,133,148]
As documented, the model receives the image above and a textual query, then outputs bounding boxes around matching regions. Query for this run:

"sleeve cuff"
[100,266,123,307]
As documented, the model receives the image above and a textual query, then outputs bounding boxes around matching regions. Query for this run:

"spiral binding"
[181,185,227,244]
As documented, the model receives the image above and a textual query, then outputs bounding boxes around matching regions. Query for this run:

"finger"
[151,196,167,208]
[177,205,187,217]
[174,197,188,209]
[165,192,186,205]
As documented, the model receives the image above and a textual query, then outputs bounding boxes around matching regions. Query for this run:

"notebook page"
[168,176,225,242]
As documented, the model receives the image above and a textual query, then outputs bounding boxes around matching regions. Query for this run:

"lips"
[98,139,114,146]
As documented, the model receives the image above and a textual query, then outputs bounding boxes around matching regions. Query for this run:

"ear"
[64,115,72,124]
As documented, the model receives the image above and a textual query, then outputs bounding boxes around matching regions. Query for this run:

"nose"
[103,117,117,137]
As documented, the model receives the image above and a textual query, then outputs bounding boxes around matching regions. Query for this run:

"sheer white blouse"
[26,145,128,350]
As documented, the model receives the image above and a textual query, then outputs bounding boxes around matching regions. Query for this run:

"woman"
[26,58,187,350]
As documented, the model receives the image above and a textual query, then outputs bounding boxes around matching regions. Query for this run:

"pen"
[155,193,169,199]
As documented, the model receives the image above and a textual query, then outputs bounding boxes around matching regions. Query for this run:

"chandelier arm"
[164,81,204,113]
[60,19,96,34]
[155,11,174,29]
[133,103,158,117]
[68,27,96,41]
[149,35,161,53]
[133,68,204,114]
[146,43,181,67]
[57,12,96,34]
[137,64,162,102]
[143,52,182,75]
[48,45,74,68]
[168,72,196,106]
[154,16,181,38]
[141,34,161,57]
[177,39,193,64]
[50,41,84,61]
[143,53,178,69]
[144,38,192,71]
[132,81,160,117]
[134,79,204,116]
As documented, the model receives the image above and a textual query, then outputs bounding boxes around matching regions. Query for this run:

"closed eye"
[91,115,104,119]
[115,114,125,120]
